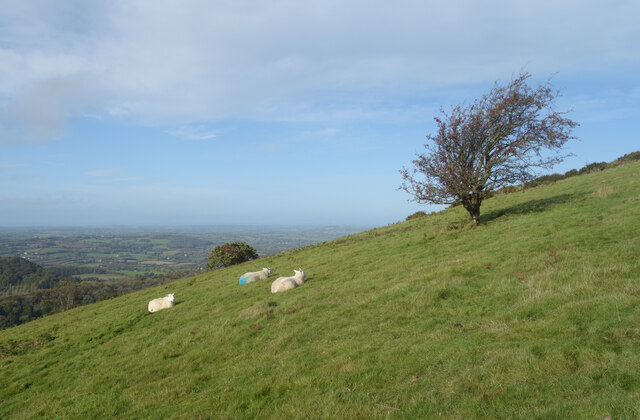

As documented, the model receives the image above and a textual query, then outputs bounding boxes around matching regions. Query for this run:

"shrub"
[406,211,427,221]
[524,173,564,189]
[613,151,640,164]
[495,185,521,195]
[206,242,259,270]
[578,162,608,174]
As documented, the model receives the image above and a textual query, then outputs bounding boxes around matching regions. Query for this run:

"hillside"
[1,161,639,418]
[0,256,56,290]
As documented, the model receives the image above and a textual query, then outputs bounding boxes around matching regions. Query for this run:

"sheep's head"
[264,267,272,274]
[167,293,175,302]
[295,269,306,278]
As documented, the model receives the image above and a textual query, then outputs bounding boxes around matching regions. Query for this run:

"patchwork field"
[0,226,364,280]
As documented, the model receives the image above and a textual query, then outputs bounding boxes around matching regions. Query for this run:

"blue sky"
[1,0,638,228]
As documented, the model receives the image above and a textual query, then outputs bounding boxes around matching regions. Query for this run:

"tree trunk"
[462,193,482,225]
[468,207,480,225]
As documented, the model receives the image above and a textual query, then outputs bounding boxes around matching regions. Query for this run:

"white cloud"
[0,0,638,142]
[0,73,104,143]
[166,125,218,141]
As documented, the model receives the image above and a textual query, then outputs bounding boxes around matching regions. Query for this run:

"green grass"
[1,162,639,419]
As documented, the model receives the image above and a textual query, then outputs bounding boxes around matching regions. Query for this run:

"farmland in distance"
[0,226,366,281]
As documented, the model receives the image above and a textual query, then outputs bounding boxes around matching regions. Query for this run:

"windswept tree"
[400,72,578,225]
[206,242,259,270]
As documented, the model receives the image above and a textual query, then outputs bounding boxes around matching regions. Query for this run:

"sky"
[0,0,638,228]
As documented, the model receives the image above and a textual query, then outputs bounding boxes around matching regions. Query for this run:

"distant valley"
[0,225,367,281]
[0,225,366,329]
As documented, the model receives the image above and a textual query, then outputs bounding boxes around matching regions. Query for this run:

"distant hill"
[1,156,639,418]
[0,256,57,290]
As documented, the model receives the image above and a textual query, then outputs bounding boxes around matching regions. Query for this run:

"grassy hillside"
[1,161,639,419]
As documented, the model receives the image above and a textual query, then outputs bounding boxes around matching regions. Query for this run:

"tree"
[52,277,78,311]
[206,242,259,270]
[400,72,578,225]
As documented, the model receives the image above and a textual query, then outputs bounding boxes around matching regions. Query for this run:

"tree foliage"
[400,72,578,224]
[206,242,259,270]
[0,256,60,291]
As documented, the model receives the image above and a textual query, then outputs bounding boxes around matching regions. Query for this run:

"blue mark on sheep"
[239,274,249,285]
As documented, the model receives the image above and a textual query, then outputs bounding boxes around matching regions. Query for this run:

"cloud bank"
[0,0,638,143]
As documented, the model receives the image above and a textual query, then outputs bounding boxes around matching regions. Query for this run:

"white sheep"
[271,269,306,293]
[148,293,175,313]
[239,267,273,285]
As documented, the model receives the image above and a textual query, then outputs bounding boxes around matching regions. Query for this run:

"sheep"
[239,267,273,285]
[271,269,306,293]
[148,293,175,313]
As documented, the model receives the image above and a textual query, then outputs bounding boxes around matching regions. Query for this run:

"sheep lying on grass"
[148,293,175,313]
[271,269,306,293]
[239,267,273,285]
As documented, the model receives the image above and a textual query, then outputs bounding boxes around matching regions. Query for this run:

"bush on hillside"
[206,242,259,270]
[523,173,566,189]
[614,151,640,164]
[578,161,608,174]
[406,211,428,221]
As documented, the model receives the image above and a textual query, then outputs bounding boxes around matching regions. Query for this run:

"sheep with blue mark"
[271,269,306,293]
[148,293,175,313]
[239,267,272,285]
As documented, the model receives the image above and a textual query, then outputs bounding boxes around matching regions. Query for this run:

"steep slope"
[1,162,639,419]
